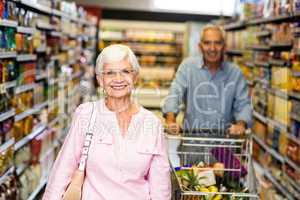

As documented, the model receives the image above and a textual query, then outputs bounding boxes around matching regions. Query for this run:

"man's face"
[199,29,225,65]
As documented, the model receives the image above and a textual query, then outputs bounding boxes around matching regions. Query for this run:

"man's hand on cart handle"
[229,120,246,135]
[165,112,181,135]
[165,122,181,135]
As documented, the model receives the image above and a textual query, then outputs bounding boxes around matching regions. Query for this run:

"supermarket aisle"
[0,0,98,199]
[0,0,299,199]
[225,1,300,199]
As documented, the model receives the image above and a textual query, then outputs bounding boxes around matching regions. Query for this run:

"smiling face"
[199,28,225,66]
[97,57,137,99]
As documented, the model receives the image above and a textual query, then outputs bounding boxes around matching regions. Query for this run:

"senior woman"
[42,44,171,200]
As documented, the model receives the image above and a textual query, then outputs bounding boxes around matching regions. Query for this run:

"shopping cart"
[167,129,259,200]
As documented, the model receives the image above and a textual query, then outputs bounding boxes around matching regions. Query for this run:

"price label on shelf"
[0,84,5,94]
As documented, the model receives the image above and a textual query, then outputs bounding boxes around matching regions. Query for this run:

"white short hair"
[96,44,140,75]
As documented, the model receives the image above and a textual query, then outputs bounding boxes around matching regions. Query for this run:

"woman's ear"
[132,72,138,85]
[96,75,103,87]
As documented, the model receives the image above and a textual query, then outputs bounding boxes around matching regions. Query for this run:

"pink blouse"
[42,100,171,200]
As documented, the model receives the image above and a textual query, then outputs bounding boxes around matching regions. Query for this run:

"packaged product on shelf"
[253,119,268,140]
[6,28,16,51]
[291,118,300,139]
[1,60,9,83]
[7,60,17,81]
[0,145,14,176]
[286,140,300,164]
[18,62,36,84]
[14,143,31,166]
[0,93,10,114]
[290,100,300,139]
[14,90,34,114]
[273,95,291,126]
[36,55,47,75]
[16,33,34,54]
[278,130,288,155]
[33,30,46,51]
[271,66,292,91]
[34,81,46,105]
[0,117,13,144]
[0,173,19,200]
[13,120,23,142]
[24,115,34,135]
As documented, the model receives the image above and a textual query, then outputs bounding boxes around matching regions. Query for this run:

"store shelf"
[49,78,59,85]
[253,134,285,163]
[255,30,272,37]
[285,156,300,173]
[17,26,35,34]
[254,160,296,200]
[269,58,290,67]
[34,101,49,111]
[15,83,36,94]
[292,71,300,77]
[49,31,62,37]
[264,170,294,200]
[14,108,36,122]
[16,54,37,62]
[289,91,300,100]
[0,138,15,153]
[291,113,300,123]
[286,132,300,146]
[27,179,47,200]
[36,71,48,80]
[61,45,71,51]
[36,21,55,31]
[1,80,17,91]
[16,163,29,177]
[49,116,60,127]
[268,88,289,99]
[48,98,58,109]
[36,45,47,53]
[14,124,47,151]
[0,166,15,185]
[224,21,246,31]
[50,55,60,61]
[293,27,300,35]
[70,71,82,80]
[254,60,270,67]
[283,172,300,193]
[225,49,244,56]
[0,19,18,28]
[19,0,52,15]
[253,111,268,124]
[0,108,16,122]
[14,101,47,122]
[269,42,293,51]
[250,45,270,51]
[248,14,293,26]
[0,51,17,59]
[268,117,289,132]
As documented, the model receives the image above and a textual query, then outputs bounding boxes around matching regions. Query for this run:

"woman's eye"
[122,70,131,74]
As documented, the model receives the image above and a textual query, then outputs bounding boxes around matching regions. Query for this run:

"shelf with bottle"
[14,123,47,152]
[16,26,35,35]
[16,54,37,62]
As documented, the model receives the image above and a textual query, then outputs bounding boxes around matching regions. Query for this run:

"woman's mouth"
[111,85,127,90]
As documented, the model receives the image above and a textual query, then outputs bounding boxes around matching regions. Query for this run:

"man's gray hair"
[96,44,140,75]
[200,24,226,43]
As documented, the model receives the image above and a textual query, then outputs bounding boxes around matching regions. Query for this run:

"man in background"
[163,24,252,136]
